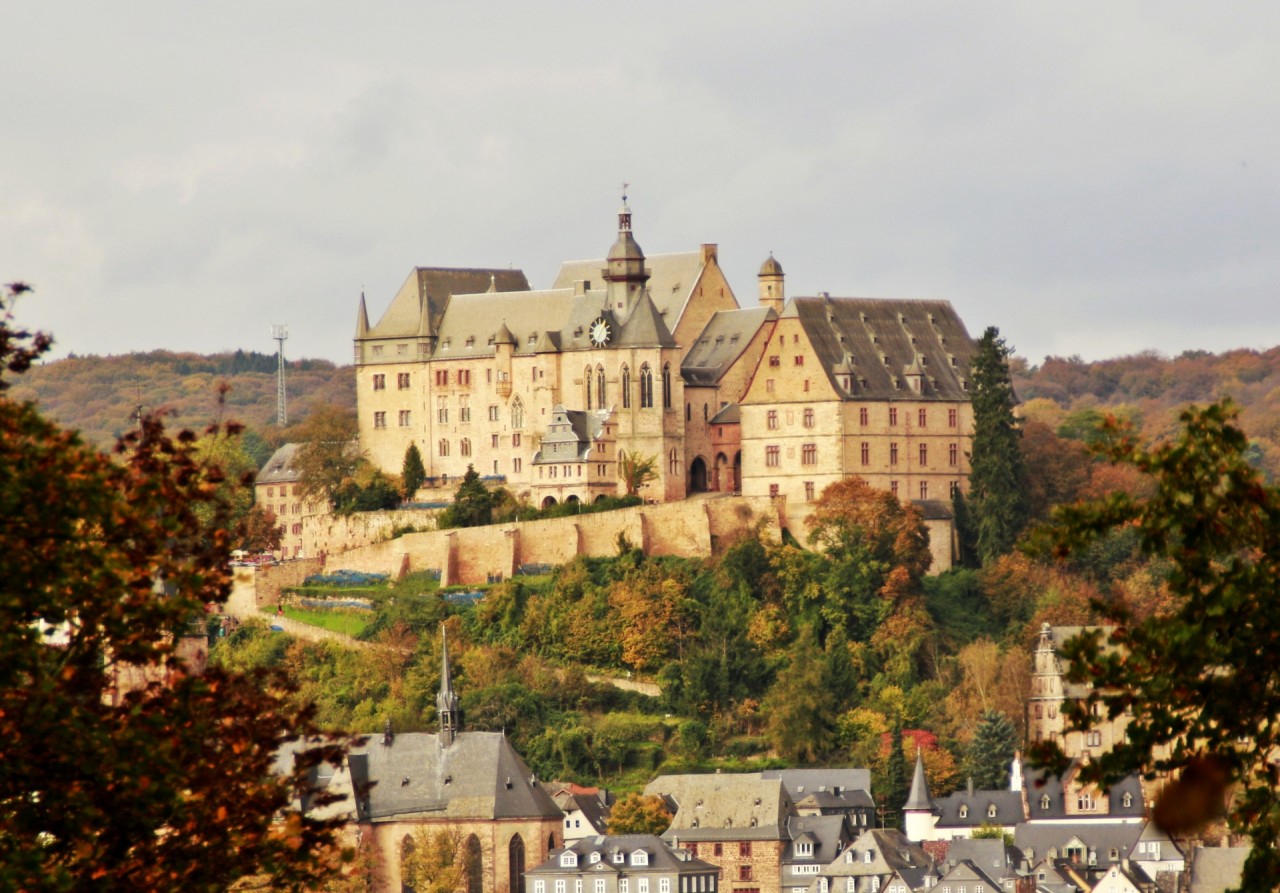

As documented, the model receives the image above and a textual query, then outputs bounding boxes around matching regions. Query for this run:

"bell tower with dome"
[758,253,785,314]
[602,192,651,318]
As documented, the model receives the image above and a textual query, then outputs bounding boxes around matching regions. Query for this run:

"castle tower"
[437,623,461,746]
[1028,623,1065,746]
[602,196,650,318]
[758,253,785,314]
[903,749,936,842]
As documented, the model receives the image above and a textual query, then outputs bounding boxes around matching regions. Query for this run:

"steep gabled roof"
[645,774,791,840]
[615,291,677,348]
[554,251,708,333]
[681,307,774,385]
[903,751,933,811]
[255,443,303,485]
[364,267,531,340]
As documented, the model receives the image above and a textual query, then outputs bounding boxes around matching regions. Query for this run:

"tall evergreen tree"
[402,442,426,497]
[880,720,909,829]
[967,327,1029,564]
[964,710,1019,789]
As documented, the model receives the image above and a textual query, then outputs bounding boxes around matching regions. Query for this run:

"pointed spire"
[355,291,370,338]
[904,749,933,811]
[437,623,461,745]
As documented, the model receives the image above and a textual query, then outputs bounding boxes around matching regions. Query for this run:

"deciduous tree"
[0,286,354,891]
[292,405,362,508]
[607,794,672,836]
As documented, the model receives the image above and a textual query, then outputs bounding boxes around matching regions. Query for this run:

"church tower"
[437,623,461,746]
[1028,623,1065,747]
[602,195,651,318]
[757,253,785,314]
[903,749,936,842]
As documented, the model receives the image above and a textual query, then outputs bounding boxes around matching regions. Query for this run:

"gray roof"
[763,768,872,802]
[364,267,531,340]
[1013,821,1142,870]
[708,404,739,425]
[646,774,791,840]
[912,499,955,521]
[940,839,1022,881]
[1021,760,1145,820]
[936,859,1003,890]
[681,307,774,386]
[256,442,303,485]
[534,405,609,464]
[528,835,717,877]
[1188,846,1250,893]
[782,815,850,865]
[282,730,563,823]
[819,829,935,884]
[932,784,1025,828]
[783,296,976,401]
[553,250,711,334]
[615,291,677,348]
[903,751,932,811]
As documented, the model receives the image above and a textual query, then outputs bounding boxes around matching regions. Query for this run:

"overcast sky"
[5,2,1278,369]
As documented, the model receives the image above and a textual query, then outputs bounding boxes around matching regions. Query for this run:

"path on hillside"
[226,573,372,650]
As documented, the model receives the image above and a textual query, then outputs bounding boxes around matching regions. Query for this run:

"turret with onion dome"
[758,252,785,313]
[602,192,651,317]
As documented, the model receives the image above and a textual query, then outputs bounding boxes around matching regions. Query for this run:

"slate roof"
[782,815,850,865]
[932,782,1025,829]
[279,730,563,823]
[783,296,977,401]
[646,774,791,841]
[1021,760,1145,820]
[1013,821,1142,871]
[681,307,775,385]
[912,499,955,522]
[708,404,740,425]
[534,406,610,464]
[256,443,303,485]
[553,251,711,334]
[1188,846,1250,893]
[939,839,1021,882]
[903,751,932,812]
[364,267,531,340]
[528,834,718,877]
[818,829,935,890]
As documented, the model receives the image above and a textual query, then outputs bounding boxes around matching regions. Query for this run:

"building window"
[1041,794,1051,810]
[949,408,958,427]
[660,880,670,893]
[859,406,869,425]
[889,407,898,425]
[438,439,449,457]
[804,481,815,502]
[514,458,522,473]
[512,398,524,429]
[663,363,672,409]
[669,449,681,477]
[491,434,499,448]
[767,410,778,429]
[918,443,928,465]
[740,843,752,857]
[374,411,386,428]
[397,372,410,389]
[1122,792,1133,808]
[949,443,958,466]
[460,438,471,456]
[765,446,780,467]
[794,355,804,366]
[765,379,775,393]
[399,410,411,427]
[890,480,898,496]
[918,408,927,427]
[557,882,567,893]
[598,366,607,407]
[373,373,386,391]
[436,369,449,386]
[1078,792,1095,811]
[920,481,929,499]
[621,365,632,408]
[459,369,471,386]
[640,364,654,408]
[713,844,722,857]
[1087,730,1102,746]
[803,408,814,427]
[769,483,779,498]
[890,443,899,465]
[769,355,780,367]
[489,404,499,421]
[739,867,753,882]
[513,433,522,447]
[861,442,870,466]
[437,396,448,423]
[802,444,816,465]
[585,365,594,409]
[639,882,649,893]
[460,396,470,422]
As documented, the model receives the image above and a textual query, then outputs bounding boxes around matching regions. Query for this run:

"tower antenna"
[271,324,289,426]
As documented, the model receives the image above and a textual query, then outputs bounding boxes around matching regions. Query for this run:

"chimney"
[967,777,974,796]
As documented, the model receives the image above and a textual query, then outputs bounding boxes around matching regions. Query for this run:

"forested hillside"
[9,350,354,454]
[1014,345,1280,479]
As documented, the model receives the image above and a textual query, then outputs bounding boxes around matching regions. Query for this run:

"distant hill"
[9,349,354,453]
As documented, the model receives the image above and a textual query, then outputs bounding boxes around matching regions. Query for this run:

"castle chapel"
[355,202,980,525]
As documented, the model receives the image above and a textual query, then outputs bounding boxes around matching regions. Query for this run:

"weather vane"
[621,181,629,203]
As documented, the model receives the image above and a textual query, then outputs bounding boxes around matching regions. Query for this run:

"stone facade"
[1026,624,1130,758]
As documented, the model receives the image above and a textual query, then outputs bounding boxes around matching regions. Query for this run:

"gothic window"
[597,366,606,408]
[466,835,483,893]
[803,408,814,427]
[861,442,870,465]
[509,836,526,893]
[639,364,653,408]
[439,439,449,457]
[621,365,632,408]
[1040,794,1051,810]
[585,366,593,409]
[511,398,524,430]
[662,363,672,409]
[1122,792,1133,808]
[460,438,471,457]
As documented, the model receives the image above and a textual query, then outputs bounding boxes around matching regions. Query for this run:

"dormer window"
[466,336,475,347]
[561,853,578,868]
[864,850,873,863]
[959,805,969,819]
[631,851,649,867]
[987,804,997,819]
[1040,795,1051,810]
[613,852,625,864]
[1122,792,1133,808]
[589,853,601,864]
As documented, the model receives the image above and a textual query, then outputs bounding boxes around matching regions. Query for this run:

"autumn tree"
[402,442,427,498]
[1036,401,1280,890]
[607,794,673,836]
[292,404,362,508]
[0,285,354,890]
[804,476,931,643]
[610,561,696,672]
[966,327,1030,564]
[400,828,471,893]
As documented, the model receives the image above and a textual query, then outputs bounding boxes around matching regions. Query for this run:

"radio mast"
[271,324,288,426]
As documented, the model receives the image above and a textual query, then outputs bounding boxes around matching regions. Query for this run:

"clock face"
[589,317,611,347]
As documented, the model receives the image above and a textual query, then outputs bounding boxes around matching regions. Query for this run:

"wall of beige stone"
[255,557,326,609]
[298,507,441,559]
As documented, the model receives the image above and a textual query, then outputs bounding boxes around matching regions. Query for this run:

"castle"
[354,200,980,545]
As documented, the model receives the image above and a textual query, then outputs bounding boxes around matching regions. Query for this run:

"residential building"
[526,835,720,893]
[761,768,876,830]
[812,828,937,893]
[780,815,851,893]
[645,773,793,893]
[254,442,332,559]
[902,753,1023,842]
[933,859,1002,893]
[550,783,614,845]
[1026,624,1131,758]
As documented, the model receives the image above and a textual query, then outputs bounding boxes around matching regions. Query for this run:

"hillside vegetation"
[9,350,353,453]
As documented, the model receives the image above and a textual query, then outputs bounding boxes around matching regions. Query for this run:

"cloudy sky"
[5,2,1278,368]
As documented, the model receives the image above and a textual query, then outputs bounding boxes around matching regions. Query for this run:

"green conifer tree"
[967,327,1029,564]
[402,442,426,498]
[881,720,909,829]
[964,710,1019,789]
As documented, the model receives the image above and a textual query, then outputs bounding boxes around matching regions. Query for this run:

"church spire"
[355,291,370,338]
[903,749,935,842]
[437,623,461,746]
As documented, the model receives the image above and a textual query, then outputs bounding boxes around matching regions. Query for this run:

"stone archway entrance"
[714,452,729,492]
[541,496,558,510]
[689,456,709,492]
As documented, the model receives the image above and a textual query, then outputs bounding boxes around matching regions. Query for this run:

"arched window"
[466,835,484,893]
[662,363,672,409]
[597,366,606,408]
[509,835,526,893]
[621,365,632,408]
[584,365,593,409]
[402,835,417,893]
[639,364,653,408]
[512,397,524,430]
[460,438,472,457]
[439,439,450,457]
[669,449,680,477]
